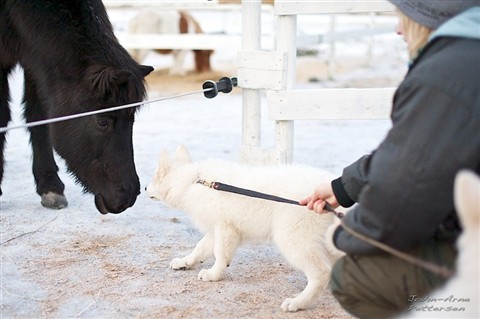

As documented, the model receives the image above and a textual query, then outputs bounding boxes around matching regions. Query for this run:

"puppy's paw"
[170,258,191,270]
[198,268,222,282]
[281,298,301,312]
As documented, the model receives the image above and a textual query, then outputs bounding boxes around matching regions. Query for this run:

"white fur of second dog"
[398,170,480,318]
[146,145,346,312]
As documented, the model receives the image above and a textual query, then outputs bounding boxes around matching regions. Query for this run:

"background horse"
[0,0,153,214]
[128,10,213,75]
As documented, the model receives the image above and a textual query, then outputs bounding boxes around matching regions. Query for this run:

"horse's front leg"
[169,50,187,76]
[23,71,67,209]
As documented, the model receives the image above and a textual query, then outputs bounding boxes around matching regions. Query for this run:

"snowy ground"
[1,8,408,319]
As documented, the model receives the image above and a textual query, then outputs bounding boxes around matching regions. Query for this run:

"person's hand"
[299,182,339,214]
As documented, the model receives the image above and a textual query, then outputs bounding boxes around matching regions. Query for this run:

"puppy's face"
[146,145,193,204]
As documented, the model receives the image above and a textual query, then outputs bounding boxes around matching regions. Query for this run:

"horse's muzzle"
[94,192,137,214]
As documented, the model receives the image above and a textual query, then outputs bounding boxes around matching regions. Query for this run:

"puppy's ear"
[156,150,172,178]
[454,170,480,229]
[175,144,192,164]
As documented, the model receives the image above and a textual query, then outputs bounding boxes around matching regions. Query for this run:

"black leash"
[196,179,453,278]
[196,179,344,218]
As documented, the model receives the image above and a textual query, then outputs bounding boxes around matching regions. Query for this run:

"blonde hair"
[399,12,433,59]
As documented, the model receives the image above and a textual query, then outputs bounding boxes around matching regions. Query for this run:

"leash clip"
[202,77,238,99]
[197,179,216,189]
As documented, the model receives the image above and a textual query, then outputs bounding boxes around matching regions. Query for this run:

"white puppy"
[399,170,480,318]
[146,145,345,312]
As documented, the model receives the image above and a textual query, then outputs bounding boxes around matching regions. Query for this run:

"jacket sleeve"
[333,78,480,254]
[331,154,374,207]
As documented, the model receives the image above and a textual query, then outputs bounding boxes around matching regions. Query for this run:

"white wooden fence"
[104,0,397,164]
[238,0,396,164]
[105,1,394,59]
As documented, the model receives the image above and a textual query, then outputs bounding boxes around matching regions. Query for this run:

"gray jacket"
[332,8,480,254]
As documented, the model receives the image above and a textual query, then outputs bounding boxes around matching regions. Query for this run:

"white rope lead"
[0,88,212,134]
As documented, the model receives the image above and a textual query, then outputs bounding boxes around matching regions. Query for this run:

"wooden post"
[241,0,262,156]
[368,12,376,67]
[274,10,296,163]
[328,15,337,80]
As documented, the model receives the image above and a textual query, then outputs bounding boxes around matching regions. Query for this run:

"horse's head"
[50,63,153,214]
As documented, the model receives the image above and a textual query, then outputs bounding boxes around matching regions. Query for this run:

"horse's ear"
[114,70,133,84]
[89,65,132,95]
[140,65,154,77]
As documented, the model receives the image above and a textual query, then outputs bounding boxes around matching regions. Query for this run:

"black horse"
[0,0,154,214]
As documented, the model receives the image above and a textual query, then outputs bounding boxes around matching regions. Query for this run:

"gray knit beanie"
[388,0,479,29]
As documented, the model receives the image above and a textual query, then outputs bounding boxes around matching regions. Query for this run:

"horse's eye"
[96,118,109,129]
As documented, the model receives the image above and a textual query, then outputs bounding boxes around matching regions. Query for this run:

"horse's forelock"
[87,63,147,101]
[114,68,149,118]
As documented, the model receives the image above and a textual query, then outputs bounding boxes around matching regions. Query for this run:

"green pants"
[330,240,457,319]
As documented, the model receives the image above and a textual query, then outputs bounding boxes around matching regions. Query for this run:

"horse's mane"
[10,0,149,111]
